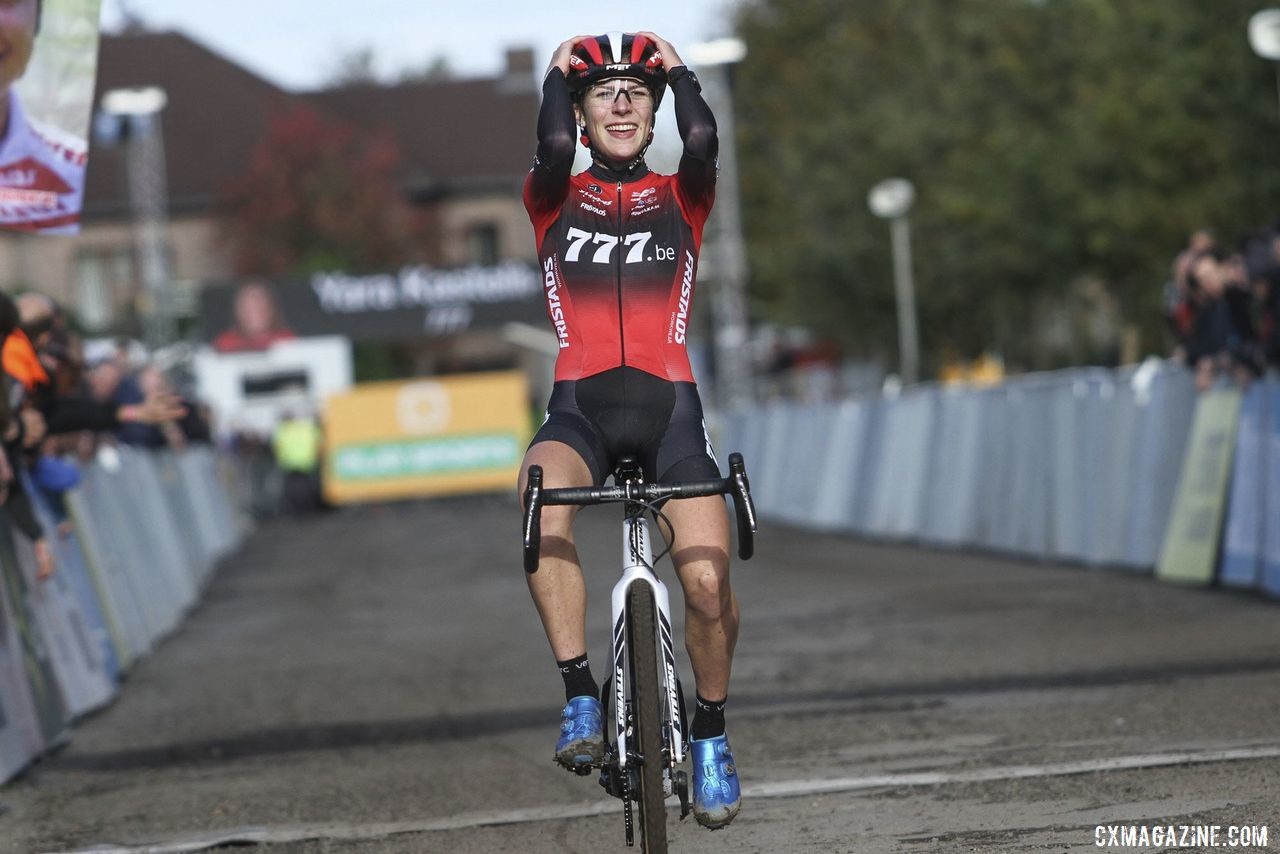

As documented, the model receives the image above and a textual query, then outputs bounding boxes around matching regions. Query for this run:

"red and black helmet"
[567,32,668,106]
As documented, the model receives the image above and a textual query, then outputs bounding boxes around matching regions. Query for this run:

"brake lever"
[523,465,543,573]
[727,453,756,561]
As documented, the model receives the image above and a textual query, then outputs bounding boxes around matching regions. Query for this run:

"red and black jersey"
[523,67,717,383]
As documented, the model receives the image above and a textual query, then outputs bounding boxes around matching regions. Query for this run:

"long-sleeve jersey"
[523,67,718,383]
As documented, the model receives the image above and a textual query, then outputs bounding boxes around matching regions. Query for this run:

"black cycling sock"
[557,654,597,702]
[691,694,727,740]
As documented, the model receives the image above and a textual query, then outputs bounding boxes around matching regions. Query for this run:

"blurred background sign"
[322,370,530,504]
[197,264,544,346]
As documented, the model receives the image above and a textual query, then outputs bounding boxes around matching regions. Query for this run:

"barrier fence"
[718,361,1279,598]
[0,446,244,785]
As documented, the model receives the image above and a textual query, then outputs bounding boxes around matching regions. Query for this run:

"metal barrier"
[715,360,1280,598]
[0,446,244,784]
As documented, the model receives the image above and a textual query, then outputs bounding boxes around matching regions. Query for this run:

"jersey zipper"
[615,180,626,368]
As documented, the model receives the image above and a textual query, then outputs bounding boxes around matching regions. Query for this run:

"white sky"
[98,0,746,91]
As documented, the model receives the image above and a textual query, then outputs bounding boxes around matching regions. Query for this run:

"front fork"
[607,514,687,775]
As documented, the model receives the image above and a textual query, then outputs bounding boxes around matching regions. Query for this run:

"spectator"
[272,410,323,514]
[1164,229,1215,357]
[5,293,186,435]
[0,291,54,578]
[1240,224,1280,368]
[214,281,296,353]
[114,366,186,449]
[1183,248,1261,391]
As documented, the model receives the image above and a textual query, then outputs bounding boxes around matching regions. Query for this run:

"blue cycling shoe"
[555,695,605,771]
[690,732,741,829]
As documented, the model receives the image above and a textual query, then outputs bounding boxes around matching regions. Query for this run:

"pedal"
[674,769,691,820]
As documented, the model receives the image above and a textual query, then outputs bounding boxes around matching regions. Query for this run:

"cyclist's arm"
[524,68,576,218]
[671,66,718,215]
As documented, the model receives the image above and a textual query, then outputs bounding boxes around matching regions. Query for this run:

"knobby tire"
[627,581,668,853]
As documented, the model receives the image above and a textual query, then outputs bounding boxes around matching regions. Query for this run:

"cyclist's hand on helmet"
[635,32,685,71]
[548,35,594,78]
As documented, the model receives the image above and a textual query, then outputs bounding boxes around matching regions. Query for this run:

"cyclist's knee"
[682,566,733,621]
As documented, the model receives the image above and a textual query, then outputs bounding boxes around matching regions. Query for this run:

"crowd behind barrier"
[0,288,247,786]
[1163,224,1280,390]
[0,445,243,785]
[718,361,1280,598]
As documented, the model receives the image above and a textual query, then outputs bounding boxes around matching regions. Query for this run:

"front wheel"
[627,580,668,853]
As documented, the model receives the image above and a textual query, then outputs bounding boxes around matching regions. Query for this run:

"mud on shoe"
[554,695,605,771]
[690,732,741,829]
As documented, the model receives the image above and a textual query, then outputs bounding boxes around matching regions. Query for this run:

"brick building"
[0,30,540,342]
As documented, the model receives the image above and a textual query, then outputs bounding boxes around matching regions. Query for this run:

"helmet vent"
[606,31,625,65]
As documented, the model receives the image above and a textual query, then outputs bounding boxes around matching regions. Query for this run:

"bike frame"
[521,451,756,847]
[611,508,685,774]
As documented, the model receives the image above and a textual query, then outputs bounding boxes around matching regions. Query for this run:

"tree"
[733,0,1280,371]
[220,104,438,277]
[325,46,380,87]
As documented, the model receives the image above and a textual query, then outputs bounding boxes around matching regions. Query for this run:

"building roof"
[304,76,538,198]
[85,31,539,219]
[87,31,298,217]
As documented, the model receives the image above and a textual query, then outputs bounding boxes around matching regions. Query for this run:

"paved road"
[3,495,1279,853]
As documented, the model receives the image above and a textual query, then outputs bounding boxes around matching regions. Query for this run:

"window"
[468,222,499,267]
[73,246,134,331]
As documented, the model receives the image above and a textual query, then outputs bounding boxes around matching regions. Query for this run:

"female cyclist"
[518,31,741,830]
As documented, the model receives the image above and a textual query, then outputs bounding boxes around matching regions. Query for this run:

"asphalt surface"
[2,494,1279,853]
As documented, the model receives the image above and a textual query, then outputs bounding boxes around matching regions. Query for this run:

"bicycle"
[522,452,757,852]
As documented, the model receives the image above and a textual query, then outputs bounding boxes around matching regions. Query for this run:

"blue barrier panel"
[155,453,212,583]
[88,452,187,641]
[1221,381,1268,589]
[1080,374,1118,566]
[178,449,242,569]
[761,404,797,523]
[65,474,150,665]
[868,388,936,538]
[975,386,1015,550]
[1006,379,1057,557]
[1262,380,1280,598]
[774,405,829,526]
[924,388,985,547]
[1091,371,1138,568]
[119,448,198,613]
[13,482,116,720]
[753,403,791,518]
[1049,376,1090,561]
[1125,364,1197,568]
[96,457,186,639]
[0,517,69,749]
[11,525,108,720]
[0,545,45,783]
[712,411,746,474]
[812,399,871,531]
[26,473,120,710]
[849,397,886,535]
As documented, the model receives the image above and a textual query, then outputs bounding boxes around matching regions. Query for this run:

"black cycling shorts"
[530,366,720,486]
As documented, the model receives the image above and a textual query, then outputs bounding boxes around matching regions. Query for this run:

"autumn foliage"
[222,104,437,277]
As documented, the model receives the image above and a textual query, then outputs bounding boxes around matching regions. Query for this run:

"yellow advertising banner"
[323,371,530,504]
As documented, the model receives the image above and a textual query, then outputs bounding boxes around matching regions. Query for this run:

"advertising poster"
[1156,388,1243,586]
[1,0,103,234]
[324,371,530,504]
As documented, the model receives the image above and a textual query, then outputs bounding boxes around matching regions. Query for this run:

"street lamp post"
[687,38,752,410]
[97,86,173,351]
[1249,9,1280,116]
[868,178,921,386]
